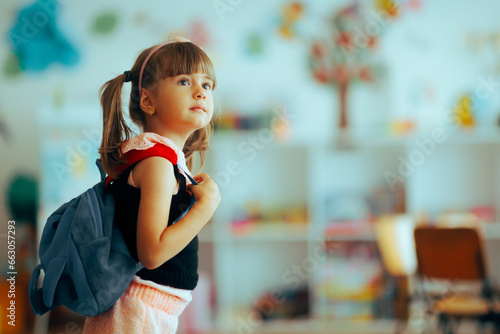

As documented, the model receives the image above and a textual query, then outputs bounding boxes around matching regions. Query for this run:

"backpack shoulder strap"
[104,144,178,187]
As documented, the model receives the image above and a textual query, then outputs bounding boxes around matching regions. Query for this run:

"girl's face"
[152,71,214,133]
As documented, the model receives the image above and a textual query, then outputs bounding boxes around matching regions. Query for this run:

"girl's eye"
[202,82,212,90]
[178,78,189,86]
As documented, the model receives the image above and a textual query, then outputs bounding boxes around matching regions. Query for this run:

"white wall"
[1,0,500,265]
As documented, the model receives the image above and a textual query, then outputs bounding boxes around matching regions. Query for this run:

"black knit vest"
[108,164,199,290]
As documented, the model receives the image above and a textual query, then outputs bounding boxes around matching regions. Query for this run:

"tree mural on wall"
[308,0,401,146]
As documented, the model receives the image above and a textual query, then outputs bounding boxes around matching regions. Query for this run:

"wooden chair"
[413,226,500,334]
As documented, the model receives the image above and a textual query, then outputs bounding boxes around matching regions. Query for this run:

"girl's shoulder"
[118,132,193,185]
[129,155,177,191]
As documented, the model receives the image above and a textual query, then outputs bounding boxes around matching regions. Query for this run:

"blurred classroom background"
[2,0,500,333]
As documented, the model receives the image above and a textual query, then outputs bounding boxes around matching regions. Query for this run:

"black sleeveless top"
[108,163,199,290]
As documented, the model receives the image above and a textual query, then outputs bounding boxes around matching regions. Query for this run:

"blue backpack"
[29,155,196,316]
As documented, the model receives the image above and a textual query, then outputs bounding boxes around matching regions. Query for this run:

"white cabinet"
[200,128,500,327]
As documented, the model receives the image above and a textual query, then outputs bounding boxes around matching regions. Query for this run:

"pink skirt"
[82,277,191,334]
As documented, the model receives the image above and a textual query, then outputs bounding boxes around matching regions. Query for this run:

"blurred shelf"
[228,222,310,242]
[191,317,487,334]
[198,222,311,242]
[324,233,376,242]
[210,130,305,149]
[323,221,376,242]
[203,123,500,324]
[354,127,500,147]
[253,319,398,334]
[198,318,400,334]
[437,127,500,145]
[208,127,500,149]
[479,222,500,240]
[198,224,216,243]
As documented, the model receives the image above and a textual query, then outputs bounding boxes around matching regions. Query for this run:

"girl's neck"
[144,127,191,151]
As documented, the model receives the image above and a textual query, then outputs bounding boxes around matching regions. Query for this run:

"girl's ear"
[139,89,156,115]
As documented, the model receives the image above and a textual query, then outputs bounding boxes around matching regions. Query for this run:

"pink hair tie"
[138,37,191,97]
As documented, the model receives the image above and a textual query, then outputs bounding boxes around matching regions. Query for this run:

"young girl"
[82,37,221,333]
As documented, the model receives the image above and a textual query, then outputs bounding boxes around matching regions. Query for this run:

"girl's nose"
[195,89,207,100]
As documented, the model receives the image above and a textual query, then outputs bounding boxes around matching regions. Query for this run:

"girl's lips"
[190,107,205,112]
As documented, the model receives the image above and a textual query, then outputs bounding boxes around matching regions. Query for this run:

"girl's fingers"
[193,173,206,183]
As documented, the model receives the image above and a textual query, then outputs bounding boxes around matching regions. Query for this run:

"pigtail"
[98,73,134,178]
[184,102,220,173]
[183,131,206,172]
[183,120,214,173]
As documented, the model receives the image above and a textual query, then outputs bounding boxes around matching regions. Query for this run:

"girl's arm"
[132,156,218,270]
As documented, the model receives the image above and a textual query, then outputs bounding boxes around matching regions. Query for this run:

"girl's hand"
[187,173,221,215]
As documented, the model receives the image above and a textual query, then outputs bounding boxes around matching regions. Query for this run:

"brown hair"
[98,41,217,178]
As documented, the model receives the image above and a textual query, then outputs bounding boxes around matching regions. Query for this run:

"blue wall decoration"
[7,0,79,72]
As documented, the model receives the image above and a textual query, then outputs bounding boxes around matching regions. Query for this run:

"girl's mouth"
[190,106,205,113]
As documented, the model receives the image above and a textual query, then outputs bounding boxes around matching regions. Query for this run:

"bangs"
[154,42,216,88]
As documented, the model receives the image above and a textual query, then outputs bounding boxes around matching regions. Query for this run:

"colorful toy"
[453,94,476,127]
[277,2,304,40]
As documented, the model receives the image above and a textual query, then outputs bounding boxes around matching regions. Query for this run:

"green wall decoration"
[3,53,22,78]
[91,12,119,36]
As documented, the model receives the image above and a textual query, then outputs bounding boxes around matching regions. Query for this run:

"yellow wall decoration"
[453,94,476,127]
